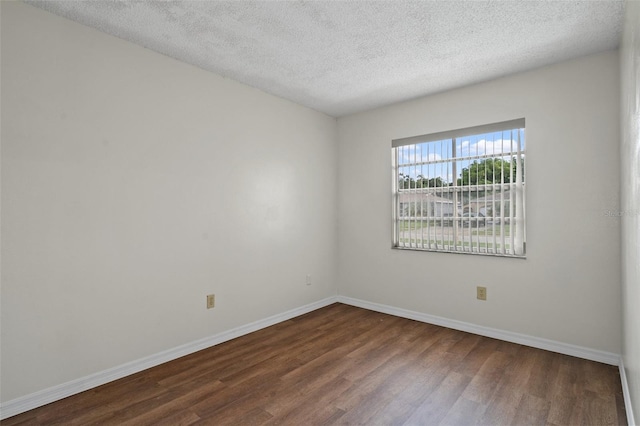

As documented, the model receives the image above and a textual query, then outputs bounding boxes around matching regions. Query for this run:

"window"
[392,119,526,257]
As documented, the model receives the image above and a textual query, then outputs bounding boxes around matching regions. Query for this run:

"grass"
[398,220,511,236]
[472,225,511,236]
[397,220,438,230]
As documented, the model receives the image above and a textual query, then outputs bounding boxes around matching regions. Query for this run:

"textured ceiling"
[26,0,624,117]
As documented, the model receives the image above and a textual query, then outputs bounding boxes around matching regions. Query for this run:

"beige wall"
[0,2,338,402]
[338,51,621,353]
[621,0,640,423]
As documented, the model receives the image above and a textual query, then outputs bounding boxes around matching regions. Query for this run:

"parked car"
[459,212,485,227]
[486,217,511,225]
[436,213,455,226]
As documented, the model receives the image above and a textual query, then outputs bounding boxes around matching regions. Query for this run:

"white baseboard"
[1,295,627,421]
[619,357,637,426]
[337,295,621,366]
[0,296,338,420]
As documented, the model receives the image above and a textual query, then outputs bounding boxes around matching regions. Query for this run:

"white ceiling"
[26,0,625,117]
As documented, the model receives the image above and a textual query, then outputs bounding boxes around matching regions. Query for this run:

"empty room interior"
[1,0,639,424]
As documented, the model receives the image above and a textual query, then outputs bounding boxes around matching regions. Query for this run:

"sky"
[396,128,526,184]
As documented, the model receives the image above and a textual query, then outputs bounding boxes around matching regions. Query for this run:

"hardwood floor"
[2,303,627,425]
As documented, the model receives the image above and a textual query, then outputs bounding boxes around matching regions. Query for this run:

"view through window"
[392,119,526,257]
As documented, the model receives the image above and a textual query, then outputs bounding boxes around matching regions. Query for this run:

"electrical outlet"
[306,274,312,286]
[477,286,487,301]
[206,294,215,309]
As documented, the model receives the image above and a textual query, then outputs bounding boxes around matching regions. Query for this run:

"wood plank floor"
[2,303,627,425]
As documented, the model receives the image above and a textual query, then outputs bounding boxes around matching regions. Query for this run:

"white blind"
[392,120,526,258]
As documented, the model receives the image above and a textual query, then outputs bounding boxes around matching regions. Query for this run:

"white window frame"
[392,118,526,258]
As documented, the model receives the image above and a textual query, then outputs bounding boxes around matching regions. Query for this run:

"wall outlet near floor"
[206,294,215,309]
[477,286,487,301]
[306,274,312,286]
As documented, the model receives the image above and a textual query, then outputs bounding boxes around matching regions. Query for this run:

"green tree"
[398,173,415,189]
[399,174,449,189]
[457,158,523,186]
[416,175,446,188]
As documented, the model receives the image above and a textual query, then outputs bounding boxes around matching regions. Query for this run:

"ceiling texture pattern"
[26,0,625,117]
